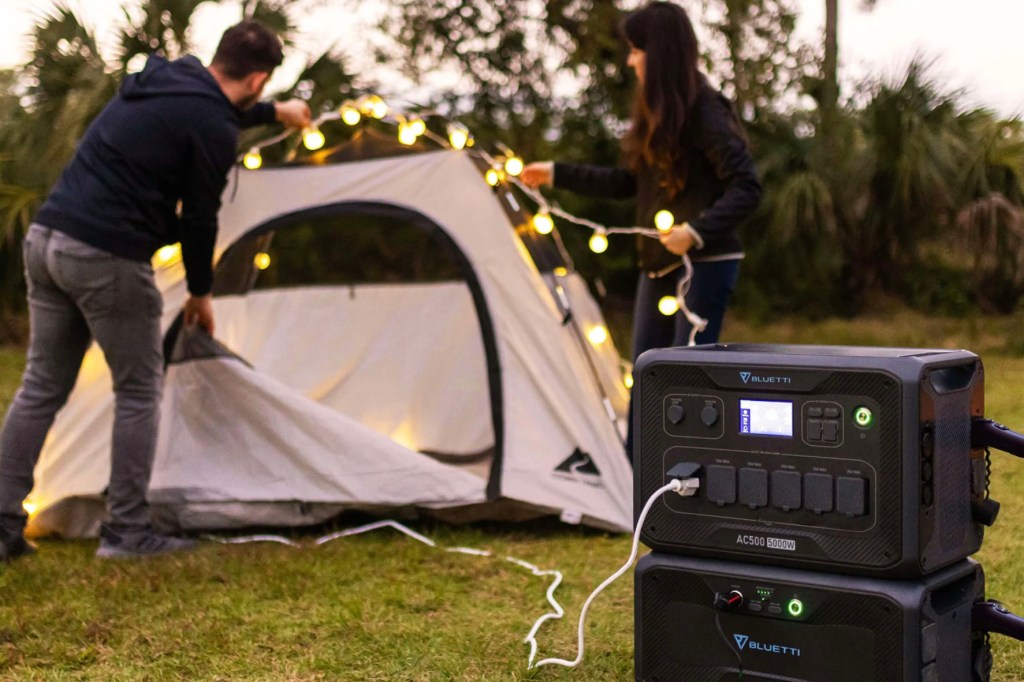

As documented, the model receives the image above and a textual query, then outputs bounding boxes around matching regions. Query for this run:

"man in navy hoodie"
[0,20,311,559]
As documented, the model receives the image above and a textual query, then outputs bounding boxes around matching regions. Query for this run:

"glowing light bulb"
[155,244,181,266]
[398,123,418,146]
[624,371,634,389]
[553,266,568,277]
[303,126,325,151]
[504,155,525,177]
[658,295,680,316]
[22,500,37,516]
[485,168,503,186]
[243,147,262,170]
[254,253,271,270]
[447,123,470,150]
[589,231,609,254]
[654,209,675,232]
[407,117,426,137]
[532,212,554,235]
[340,102,361,126]
[587,325,609,346]
[365,95,388,119]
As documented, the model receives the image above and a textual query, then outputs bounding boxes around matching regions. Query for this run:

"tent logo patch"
[553,449,603,487]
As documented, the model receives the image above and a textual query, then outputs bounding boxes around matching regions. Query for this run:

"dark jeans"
[626,258,741,461]
[0,225,164,540]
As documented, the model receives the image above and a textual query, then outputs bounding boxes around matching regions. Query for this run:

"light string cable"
[205,519,567,668]
[241,98,707,344]
[500,164,708,346]
[314,519,568,667]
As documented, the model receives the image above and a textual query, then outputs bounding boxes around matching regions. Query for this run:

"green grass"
[3,314,1024,680]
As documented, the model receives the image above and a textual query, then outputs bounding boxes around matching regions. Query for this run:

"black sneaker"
[95,525,197,559]
[0,535,37,562]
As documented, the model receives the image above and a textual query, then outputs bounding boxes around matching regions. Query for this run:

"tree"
[954,114,1024,312]
[0,1,349,341]
[706,0,804,119]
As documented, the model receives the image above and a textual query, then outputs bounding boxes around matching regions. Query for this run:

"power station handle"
[971,418,1024,460]
[972,600,1024,641]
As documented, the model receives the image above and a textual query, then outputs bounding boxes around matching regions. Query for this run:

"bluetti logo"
[740,372,752,384]
[732,633,801,657]
[739,371,792,385]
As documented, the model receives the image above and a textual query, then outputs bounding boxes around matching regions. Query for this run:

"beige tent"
[26,133,633,537]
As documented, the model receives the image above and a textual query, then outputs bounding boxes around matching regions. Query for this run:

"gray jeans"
[0,224,163,537]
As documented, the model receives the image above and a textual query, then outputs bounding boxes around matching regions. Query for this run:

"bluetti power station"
[631,344,1024,682]
[634,344,988,577]
[634,554,987,682]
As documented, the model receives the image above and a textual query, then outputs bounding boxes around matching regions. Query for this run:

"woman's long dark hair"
[621,1,702,196]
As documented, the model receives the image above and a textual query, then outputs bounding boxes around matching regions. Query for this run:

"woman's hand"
[659,224,696,256]
[521,162,554,189]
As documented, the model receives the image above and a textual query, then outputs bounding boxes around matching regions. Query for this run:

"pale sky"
[1,0,1022,116]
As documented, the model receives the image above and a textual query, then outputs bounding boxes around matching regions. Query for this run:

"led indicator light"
[854,406,874,428]
[787,599,804,617]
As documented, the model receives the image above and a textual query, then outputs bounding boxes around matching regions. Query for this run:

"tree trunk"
[823,0,839,114]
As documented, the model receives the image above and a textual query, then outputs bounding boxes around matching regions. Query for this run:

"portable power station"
[634,553,988,682]
[634,344,988,578]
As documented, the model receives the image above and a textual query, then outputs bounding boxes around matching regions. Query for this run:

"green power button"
[787,599,804,617]
[854,406,874,428]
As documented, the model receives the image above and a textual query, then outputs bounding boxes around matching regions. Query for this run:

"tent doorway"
[170,202,504,491]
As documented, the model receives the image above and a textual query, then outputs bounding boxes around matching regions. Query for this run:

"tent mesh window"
[213,213,462,294]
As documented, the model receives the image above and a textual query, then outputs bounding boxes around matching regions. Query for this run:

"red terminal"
[716,590,745,610]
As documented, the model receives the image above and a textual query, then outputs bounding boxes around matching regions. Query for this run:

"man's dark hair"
[211,20,284,80]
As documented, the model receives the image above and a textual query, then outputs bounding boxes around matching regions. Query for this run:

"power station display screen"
[739,399,794,437]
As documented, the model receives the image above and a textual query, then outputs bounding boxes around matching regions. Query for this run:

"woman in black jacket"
[523,1,761,357]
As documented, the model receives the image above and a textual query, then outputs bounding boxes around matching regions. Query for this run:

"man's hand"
[184,295,215,335]
[659,224,696,256]
[275,99,312,129]
[521,162,554,189]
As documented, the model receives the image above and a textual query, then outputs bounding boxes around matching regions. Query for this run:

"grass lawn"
[2,313,1024,680]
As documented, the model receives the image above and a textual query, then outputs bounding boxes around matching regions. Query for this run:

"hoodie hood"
[121,55,229,105]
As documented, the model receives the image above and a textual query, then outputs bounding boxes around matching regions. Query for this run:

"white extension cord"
[529,477,695,669]
[202,476,698,674]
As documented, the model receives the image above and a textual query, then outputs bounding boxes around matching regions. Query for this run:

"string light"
[658,295,680,316]
[22,500,37,516]
[447,122,471,150]
[243,147,263,170]
[623,371,634,389]
[155,244,181,266]
[303,125,326,151]
[238,92,704,330]
[553,267,568,277]
[398,121,418,146]
[532,212,555,235]
[485,168,504,187]
[504,155,525,177]
[408,116,427,137]
[586,325,610,346]
[340,102,361,126]
[362,94,388,119]
[654,209,675,233]
[254,253,272,270]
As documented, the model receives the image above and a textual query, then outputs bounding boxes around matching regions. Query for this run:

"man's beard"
[237,91,260,110]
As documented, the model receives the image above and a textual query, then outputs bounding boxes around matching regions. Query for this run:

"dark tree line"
[1,0,1022,344]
